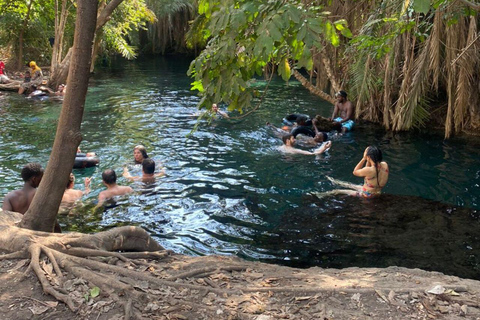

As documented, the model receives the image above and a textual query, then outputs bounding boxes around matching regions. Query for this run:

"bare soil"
[1,253,480,320]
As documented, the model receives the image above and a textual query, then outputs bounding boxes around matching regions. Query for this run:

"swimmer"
[291,115,315,138]
[60,173,91,213]
[133,145,149,164]
[278,134,331,156]
[123,158,165,184]
[212,103,229,118]
[325,146,389,198]
[2,163,44,214]
[97,169,133,207]
[77,147,96,158]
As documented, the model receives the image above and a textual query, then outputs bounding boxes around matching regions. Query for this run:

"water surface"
[1,56,479,279]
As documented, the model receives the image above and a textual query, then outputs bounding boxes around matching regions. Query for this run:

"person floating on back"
[329,90,354,133]
[97,169,133,207]
[278,134,331,156]
[327,145,389,198]
[2,163,44,214]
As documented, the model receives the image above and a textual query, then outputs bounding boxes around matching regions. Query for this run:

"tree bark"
[17,0,34,70]
[51,0,70,75]
[49,0,125,86]
[19,0,99,232]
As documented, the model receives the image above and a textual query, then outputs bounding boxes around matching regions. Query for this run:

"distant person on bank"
[0,61,10,84]
[329,90,354,133]
[18,61,43,95]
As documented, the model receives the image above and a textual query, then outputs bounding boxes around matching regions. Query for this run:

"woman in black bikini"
[327,145,389,198]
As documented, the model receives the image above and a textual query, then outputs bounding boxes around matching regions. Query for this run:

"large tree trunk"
[49,0,125,86]
[19,0,98,232]
[48,48,72,89]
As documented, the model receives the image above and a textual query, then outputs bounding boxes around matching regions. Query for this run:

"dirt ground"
[1,253,480,320]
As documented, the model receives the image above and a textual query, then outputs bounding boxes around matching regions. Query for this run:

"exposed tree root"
[2,209,480,319]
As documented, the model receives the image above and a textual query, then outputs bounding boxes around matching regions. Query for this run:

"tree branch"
[457,0,480,11]
[96,0,124,31]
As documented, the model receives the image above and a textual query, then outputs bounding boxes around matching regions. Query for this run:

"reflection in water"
[0,56,479,279]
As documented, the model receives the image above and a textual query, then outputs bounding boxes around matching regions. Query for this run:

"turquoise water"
[1,56,480,279]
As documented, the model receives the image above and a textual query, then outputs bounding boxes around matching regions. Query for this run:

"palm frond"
[453,16,478,133]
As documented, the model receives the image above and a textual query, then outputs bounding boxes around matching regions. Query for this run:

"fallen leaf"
[29,305,49,315]
[444,289,460,296]
[90,287,100,298]
[427,285,445,295]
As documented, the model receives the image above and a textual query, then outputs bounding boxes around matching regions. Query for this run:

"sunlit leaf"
[90,287,100,298]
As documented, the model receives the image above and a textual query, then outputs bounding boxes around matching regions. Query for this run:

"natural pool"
[1,56,479,279]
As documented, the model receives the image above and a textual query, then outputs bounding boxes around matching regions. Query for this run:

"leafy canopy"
[187,0,352,112]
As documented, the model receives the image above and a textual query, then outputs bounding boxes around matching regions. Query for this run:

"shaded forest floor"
[1,252,480,319]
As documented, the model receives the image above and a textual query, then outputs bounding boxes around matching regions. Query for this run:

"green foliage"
[0,0,75,66]
[101,0,156,60]
[412,0,431,14]
[187,0,352,112]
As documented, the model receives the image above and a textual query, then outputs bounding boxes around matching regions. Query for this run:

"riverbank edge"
[1,253,479,319]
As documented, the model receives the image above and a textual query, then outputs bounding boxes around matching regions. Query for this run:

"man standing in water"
[123,158,165,184]
[98,169,133,206]
[2,163,44,214]
[329,90,354,133]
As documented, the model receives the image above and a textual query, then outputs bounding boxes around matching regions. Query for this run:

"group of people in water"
[269,90,389,198]
[1,90,389,225]
[2,145,164,218]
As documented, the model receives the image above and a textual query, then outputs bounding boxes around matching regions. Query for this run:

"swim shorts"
[334,117,354,131]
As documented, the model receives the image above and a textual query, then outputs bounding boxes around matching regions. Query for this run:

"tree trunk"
[49,48,72,89]
[49,0,125,86]
[19,0,99,232]
[17,0,34,70]
[51,0,70,75]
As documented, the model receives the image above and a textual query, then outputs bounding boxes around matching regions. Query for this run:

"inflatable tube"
[74,155,99,169]
[291,125,315,138]
[283,113,313,126]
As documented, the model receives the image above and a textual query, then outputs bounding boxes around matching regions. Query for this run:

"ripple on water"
[1,57,480,280]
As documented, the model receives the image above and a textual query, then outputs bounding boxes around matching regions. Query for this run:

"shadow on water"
[236,193,480,279]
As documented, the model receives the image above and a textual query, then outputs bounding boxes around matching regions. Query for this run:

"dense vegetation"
[1,0,479,137]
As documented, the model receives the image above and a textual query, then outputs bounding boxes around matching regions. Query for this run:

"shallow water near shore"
[0,56,479,279]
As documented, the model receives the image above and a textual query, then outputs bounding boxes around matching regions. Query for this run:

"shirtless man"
[2,163,44,214]
[278,134,331,155]
[97,169,133,206]
[60,173,91,212]
[123,158,165,184]
[329,90,354,133]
